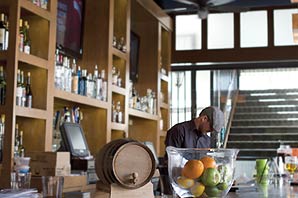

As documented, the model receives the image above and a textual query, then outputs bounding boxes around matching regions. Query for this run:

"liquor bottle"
[0,65,6,105]
[112,66,117,85]
[14,123,19,157]
[16,69,22,106]
[19,19,24,52]
[101,69,107,101]
[77,66,82,94]
[79,69,87,96]
[4,20,9,50]
[20,70,26,107]
[116,101,123,123]
[25,72,33,108]
[93,65,99,98]
[71,59,79,94]
[54,49,64,90]
[95,66,102,100]
[0,13,5,50]
[63,57,71,92]
[86,73,95,98]
[23,21,31,54]
[0,114,5,162]
[18,131,25,157]
[112,101,117,122]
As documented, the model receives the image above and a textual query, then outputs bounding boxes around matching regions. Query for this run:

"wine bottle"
[18,131,25,157]
[20,70,26,107]
[16,69,22,106]
[14,123,19,157]
[0,114,5,162]
[0,13,5,50]
[23,21,31,54]
[26,72,33,108]
[19,19,24,52]
[0,65,6,105]
[71,59,79,94]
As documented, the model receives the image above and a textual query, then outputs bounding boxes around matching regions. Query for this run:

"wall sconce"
[293,13,298,43]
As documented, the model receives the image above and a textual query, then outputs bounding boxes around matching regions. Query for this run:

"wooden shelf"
[160,102,169,109]
[15,106,48,120]
[18,52,48,69]
[112,47,128,60]
[20,0,52,20]
[160,73,169,82]
[128,108,159,121]
[111,85,126,95]
[0,51,7,61]
[111,122,126,131]
[54,89,108,109]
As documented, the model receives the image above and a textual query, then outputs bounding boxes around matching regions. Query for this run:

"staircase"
[226,89,298,159]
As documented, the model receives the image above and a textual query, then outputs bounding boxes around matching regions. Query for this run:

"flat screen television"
[60,123,90,158]
[56,0,84,58]
[130,31,140,83]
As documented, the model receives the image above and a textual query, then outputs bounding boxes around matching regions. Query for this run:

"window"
[274,9,298,46]
[175,15,202,50]
[207,13,234,49]
[240,11,268,48]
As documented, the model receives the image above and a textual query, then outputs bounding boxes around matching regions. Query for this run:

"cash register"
[59,122,98,184]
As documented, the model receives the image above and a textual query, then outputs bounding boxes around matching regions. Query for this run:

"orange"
[182,159,204,179]
[200,156,216,169]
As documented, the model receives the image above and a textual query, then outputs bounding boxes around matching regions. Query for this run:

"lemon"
[176,176,195,189]
[190,182,205,197]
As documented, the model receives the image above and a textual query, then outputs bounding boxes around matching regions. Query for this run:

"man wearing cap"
[165,106,224,149]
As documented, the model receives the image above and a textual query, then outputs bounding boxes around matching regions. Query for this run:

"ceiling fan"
[171,0,248,19]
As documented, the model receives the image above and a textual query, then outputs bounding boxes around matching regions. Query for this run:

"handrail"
[223,90,238,148]
[219,70,238,148]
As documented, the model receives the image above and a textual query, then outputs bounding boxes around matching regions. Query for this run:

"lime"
[205,186,222,197]
[201,168,221,187]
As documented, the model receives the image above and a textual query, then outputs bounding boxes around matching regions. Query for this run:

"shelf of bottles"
[15,116,46,155]
[54,51,109,108]
[19,10,49,60]
[16,62,46,111]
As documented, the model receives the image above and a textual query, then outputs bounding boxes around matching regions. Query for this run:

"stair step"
[232,119,298,126]
[239,89,298,95]
[235,105,298,113]
[239,94,298,100]
[237,100,298,106]
[230,127,298,133]
[228,133,298,141]
[233,112,298,119]
[227,141,298,149]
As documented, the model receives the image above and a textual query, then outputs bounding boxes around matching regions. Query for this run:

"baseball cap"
[200,106,224,133]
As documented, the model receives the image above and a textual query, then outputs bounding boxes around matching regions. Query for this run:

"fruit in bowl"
[166,146,239,198]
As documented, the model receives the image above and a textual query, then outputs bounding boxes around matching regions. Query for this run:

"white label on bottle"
[19,34,24,52]
[4,30,8,50]
[24,45,30,54]
[0,28,4,50]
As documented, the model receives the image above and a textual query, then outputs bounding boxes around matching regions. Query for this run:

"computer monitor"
[60,123,90,158]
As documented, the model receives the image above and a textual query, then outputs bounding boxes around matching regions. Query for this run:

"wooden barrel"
[95,139,156,189]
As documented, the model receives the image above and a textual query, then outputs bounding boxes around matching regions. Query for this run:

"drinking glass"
[285,156,298,182]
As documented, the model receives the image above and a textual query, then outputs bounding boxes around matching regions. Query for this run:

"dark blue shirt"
[165,119,210,148]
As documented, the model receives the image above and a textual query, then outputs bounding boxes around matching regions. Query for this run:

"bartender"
[165,106,225,149]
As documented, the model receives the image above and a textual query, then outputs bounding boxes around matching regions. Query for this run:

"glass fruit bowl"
[166,146,239,198]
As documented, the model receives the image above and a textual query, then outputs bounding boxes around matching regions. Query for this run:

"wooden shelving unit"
[0,0,172,188]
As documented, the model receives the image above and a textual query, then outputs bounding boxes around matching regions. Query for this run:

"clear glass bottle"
[20,71,26,107]
[86,73,95,98]
[101,69,107,101]
[71,59,79,94]
[116,101,123,123]
[112,101,117,123]
[19,19,24,52]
